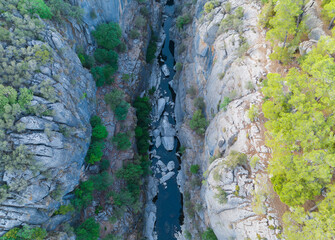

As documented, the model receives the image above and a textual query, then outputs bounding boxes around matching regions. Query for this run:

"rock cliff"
[172,0,283,238]
[0,14,96,234]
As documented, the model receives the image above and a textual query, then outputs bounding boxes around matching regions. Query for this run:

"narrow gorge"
[1,0,335,239]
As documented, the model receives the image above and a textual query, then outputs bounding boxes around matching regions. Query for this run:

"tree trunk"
[328,16,335,30]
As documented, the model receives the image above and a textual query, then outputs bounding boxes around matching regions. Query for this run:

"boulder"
[161,64,170,77]
[160,171,175,184]
[167,161,175,171]
[157,98,166,118]
[155,136,162,148]
[162,136,174,151]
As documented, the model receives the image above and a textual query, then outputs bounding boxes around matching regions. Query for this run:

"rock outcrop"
[172,0,282,238]
[0,24,96,233]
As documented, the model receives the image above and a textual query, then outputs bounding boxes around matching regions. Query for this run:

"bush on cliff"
[1,225,47,240]
[18,0,53,19]
[92,22,122,50]
[189,110,208,135]
[75,217,100,240]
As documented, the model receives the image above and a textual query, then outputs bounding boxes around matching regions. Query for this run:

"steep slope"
[0,1,95,234]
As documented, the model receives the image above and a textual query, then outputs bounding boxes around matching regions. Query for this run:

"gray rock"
[162,136,174,151]
[160,171,175,184]
[153,129,160,138]
[155,136,162,148]
[161,64,170,77]
[157,98,166,118]
[167,161,175,171]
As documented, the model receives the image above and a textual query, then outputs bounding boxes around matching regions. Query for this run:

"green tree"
[104,89,125,111]
[18,0,53,19]
[190,164,200,174]
[94,48,118,67]
[72,180,94,209]
[201,228,218,240]
[262,36,335,206]
[113,132,131,150]
[92,124,108,140]
[189,110,208,135]
[92,22,122,50]
[114,100,130,121]
[75,217,100,240]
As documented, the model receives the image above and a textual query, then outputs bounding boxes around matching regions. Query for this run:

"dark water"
[151,1,183,239]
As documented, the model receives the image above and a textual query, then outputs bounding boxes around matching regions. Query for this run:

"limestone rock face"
[172,0,285,238]
[0,25,95,234]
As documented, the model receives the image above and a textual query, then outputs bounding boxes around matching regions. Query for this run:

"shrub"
[201,228,218,240]
[54,204,75,215]
[113,132,131,150]
[72,180,94,210]
[91,66,105,87]
[214,187,227,204]
[189,110,208,135]
[225,150,247,169]
[47,0,83,22]
[115,100,130,121]
[100,159,110,171]
[130,29,140,39]
[133,97,151,155]
[140,7,149,17]
[18,0,53,19]
[103,65,117,84]
[135,15,147,28]
[75,217,100,240]
[94,48,118,66]
[78,52,95,69]
[248,104,259,122]
[146,36,157,63]
[250,155,260,168]
[190,164,200,174]
[105,89,125,111]
[86,140,105,164]
[194,97,205,110]
[90,171,113,191]
[204,2,214,13]
[92,124,108,140]
[90,115,102,127]
[92,22,122,50]
[2,226,47,240]
[176,14,192,30]
[187,85,197,98]
[219,96,230,111]
[175,62,183,72]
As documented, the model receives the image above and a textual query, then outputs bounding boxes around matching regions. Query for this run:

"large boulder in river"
[160,116,176,151]
[157,98,166,118]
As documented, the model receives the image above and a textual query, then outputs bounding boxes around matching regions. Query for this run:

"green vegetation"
[54,204,75,215]
[92,22,122,50]
[265,0,307,63]
[204,2,214,13]
[85,116,107,164]
[133,96,151,155]
[219,6,244,34]
[248,104,259,122]
[113,132,131,150]
[190,110,208,135]
[75,217,100,240]
[175,62,183,72]
[176,14,192,30]
[250,155,260,168]
[130,29,140,39]
[190,164,200,174]
[89,22,123,86]
[283,184,335,239]
[201,228,218,240]
[219,96,230,111]
[104,89,130,121]
[146,34,158,63]
[262,36,335,206]
[72,180,94,210]
[18,0,53,19]
[214,187,228,204]
[225,150,247,169]
[47,0,83,22]
[0,226,47,240]
[194,97,206,110]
